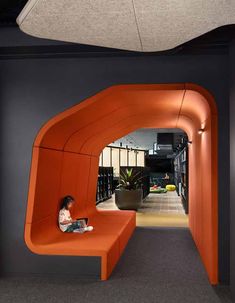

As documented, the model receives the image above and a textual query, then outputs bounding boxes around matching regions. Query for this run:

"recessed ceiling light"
[198,129,204,135]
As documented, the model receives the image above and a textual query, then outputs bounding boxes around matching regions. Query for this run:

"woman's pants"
[65,218,88,233]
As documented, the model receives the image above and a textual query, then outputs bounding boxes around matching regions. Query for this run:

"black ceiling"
[0,0,235,58]
[0,0,27,25]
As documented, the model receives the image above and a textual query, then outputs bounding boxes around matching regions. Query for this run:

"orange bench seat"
[26,210,136,280]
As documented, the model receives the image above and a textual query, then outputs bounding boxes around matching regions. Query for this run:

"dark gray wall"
[230,40,235,298]
[0,32,230,283]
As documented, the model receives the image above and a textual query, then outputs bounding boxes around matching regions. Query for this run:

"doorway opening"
[97,128,189,228]
[25,83,218,284]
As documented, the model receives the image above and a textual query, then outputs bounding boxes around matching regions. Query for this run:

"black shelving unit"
[174,147,188,214]
[120,166,150,200]
[96,167,114,205]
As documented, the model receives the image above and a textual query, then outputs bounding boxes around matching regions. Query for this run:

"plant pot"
[115,188,143,211]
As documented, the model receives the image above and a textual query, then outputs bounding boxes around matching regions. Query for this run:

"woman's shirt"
[58,208,72,232]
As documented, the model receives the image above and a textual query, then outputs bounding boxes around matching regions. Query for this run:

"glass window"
[120,148,128,166]
[111,148,120,177]
[99,151,103,166]
[128,150,136,166]
[103,147,111,167]
[137,151,145,166]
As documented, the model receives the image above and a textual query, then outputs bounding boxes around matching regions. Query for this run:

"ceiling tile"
[18,0,142,51]
[133,0,235,51]
[18,0,235,52]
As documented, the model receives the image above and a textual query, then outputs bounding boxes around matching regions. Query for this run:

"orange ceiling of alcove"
[35,84,211,152]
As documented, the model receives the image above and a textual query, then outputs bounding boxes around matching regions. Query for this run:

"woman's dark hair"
[60,195,75,210]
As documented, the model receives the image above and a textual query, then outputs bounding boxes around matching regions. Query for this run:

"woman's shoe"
[84,226,93,232]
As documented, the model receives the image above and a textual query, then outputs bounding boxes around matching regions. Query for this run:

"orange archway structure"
[25,83,218,284]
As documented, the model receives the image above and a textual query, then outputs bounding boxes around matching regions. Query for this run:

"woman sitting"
[58,195,93,233]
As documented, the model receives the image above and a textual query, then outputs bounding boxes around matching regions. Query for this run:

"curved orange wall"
[26,83,218,283]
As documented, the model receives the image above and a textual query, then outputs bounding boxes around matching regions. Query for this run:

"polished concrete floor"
[97,191,188,227]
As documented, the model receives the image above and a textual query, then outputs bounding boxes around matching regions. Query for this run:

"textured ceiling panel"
[17,0,142,51]
[17,0,235,52]
[134,0,235,51]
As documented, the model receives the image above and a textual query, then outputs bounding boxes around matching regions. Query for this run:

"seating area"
[25,147,136,281]
[26,208,135,280]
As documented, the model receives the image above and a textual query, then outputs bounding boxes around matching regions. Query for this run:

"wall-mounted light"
[198,129,204,135]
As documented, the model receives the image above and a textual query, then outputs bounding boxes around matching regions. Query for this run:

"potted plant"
[115,168,143,211]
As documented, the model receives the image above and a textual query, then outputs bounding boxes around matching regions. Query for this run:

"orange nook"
[25,84,218,283]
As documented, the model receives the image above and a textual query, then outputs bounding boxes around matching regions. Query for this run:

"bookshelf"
[96,167,114,205]
[174,147,188,214]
